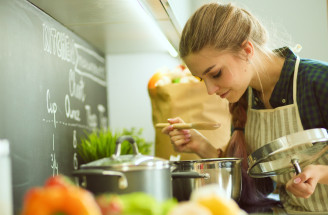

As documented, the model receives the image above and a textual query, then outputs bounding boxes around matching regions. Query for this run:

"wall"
[106,53,180,151]
[230,0,328,61]
[170,0,328,61]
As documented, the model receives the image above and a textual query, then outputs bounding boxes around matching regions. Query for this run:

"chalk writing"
[51,134,59,176]
[42,23,75,64]
[73,153,78,170]
[98,104,108,130]
[42,118,91,130]
[74,44,106,86]
[72,130,78,170]
[46,89,57,128]
[65,95,81,121]
[85,105,98,130]
[69,69,86,102]
[72,130,77,149]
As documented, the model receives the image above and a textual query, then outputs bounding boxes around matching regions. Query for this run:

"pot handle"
[291,159,302,174]
[73,169,128,189]
[171,171,210,179]
[113,135,140,158]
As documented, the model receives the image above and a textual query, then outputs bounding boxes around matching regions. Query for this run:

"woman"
[162,3,328,213]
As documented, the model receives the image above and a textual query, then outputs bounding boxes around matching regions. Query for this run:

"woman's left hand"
[286,164,325,198]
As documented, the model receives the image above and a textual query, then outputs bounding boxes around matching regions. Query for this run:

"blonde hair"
[180,3,281,207]
[179,3,272,59]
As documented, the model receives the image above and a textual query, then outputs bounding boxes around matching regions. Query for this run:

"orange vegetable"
[148,71,164,89]
[21,175,101,215]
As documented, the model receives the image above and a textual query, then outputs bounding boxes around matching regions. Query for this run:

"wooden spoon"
[155,122,221,130]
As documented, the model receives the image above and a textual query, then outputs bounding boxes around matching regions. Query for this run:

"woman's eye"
[212,70,222,79]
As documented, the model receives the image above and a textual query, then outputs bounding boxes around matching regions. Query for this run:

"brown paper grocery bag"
[148,82,231,160]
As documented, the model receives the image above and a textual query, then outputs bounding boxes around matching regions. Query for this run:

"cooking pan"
[171,158,242,202]
[73,136,172,201]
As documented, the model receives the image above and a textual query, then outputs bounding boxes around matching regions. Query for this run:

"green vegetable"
[159,198,178,215]
[78,127,153,164]
[96,192,178,215]
[172,78,180,83]
[121,192,159,215]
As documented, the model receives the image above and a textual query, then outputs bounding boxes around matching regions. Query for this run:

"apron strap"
[248,87,252,107]
[293,56,303,130]
[293,56,300,103]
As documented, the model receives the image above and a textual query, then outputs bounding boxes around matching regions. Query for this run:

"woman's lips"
[219,90,230,99]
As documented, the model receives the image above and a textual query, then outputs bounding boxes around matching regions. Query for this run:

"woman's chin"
[226,96,239,103]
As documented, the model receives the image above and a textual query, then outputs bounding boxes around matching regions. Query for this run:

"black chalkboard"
[0,0,108,212]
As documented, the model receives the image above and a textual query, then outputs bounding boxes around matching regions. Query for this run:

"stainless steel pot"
[73,136,172,201]
[171,158,242,202]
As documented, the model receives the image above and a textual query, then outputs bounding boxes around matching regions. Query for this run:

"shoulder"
[298,58,328,87]
[297,58,328,129]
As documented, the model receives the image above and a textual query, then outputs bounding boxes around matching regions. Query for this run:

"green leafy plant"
[77,127,153,164]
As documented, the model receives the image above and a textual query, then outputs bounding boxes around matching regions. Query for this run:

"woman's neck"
[249,53,285,108]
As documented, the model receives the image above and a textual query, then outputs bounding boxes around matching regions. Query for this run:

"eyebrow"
[202,65,215,76]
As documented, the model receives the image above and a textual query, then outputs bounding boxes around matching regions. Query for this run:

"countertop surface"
[245,206,328,215]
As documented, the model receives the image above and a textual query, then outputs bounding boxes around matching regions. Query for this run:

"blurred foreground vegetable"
[169,184,245,215]
[21,176,244,215]
[21,175,101,215]
[21,175,177,215]
[96,192,177,215]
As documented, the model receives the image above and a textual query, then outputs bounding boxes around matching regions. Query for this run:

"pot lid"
[80,136,169,171]
[248,128,328,178]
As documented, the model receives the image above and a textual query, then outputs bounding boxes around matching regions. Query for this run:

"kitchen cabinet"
[27,0,180,55]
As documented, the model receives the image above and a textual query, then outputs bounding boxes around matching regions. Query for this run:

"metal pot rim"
[80,164,171,171]
[80,157,171,171]
[171,157,242,164]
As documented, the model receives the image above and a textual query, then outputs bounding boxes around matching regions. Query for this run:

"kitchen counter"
[245,206,328,215]
[246,206,287,215]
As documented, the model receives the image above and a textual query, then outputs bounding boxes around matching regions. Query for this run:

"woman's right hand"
[161,117,218,158]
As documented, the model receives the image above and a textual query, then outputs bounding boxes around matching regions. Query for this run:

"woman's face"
[184,46,252,103]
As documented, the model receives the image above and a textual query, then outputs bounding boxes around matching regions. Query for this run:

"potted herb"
[77,127,153,164]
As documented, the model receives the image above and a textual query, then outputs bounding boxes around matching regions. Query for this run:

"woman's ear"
[241,40,254,61]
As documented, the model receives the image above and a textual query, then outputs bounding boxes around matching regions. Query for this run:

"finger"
[168,117,184,124]
[161,125,174,134]
[169,129,190,136]
[172,138,191,147]
[293,172,309,184]
[170,129,190,140]
[171,132,189,141]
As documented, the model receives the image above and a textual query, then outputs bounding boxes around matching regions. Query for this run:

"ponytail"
[223,90,281,210]
[223,91,248,169]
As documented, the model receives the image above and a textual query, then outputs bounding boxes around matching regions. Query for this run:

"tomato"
[178,64,186,70]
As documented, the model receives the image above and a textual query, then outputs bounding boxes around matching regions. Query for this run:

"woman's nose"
[205,81,219,95]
